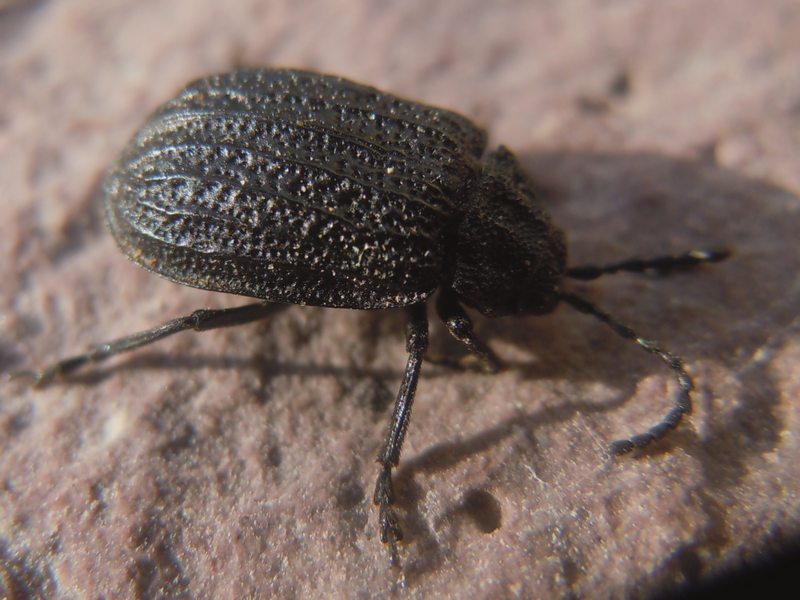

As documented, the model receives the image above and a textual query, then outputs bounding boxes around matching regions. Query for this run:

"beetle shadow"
[515,149,798,485]
[15,352,404,389]
[389,150,800,577]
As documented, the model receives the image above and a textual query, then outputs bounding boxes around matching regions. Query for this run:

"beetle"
[18,68,728,565]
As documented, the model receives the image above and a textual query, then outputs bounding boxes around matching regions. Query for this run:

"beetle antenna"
[566,248,730,281]
[558,291,693,455]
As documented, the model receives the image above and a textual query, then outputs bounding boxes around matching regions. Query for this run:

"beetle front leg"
[434,289,501,374]
[566,248,730,280]
[374,303,428,566]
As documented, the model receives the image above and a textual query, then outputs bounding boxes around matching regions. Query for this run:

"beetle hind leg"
[374,303,428,566]
[13,302,284,387]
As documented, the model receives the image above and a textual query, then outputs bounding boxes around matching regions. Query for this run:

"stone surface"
[1,0,799,598]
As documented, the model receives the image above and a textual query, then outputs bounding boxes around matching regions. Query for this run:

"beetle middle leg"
[15,302,284,387]
[374,303,428,566]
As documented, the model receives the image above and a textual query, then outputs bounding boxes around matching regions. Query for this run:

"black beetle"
[20,68,728,565]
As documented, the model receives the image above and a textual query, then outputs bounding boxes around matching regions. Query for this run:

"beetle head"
[451,147,566,317]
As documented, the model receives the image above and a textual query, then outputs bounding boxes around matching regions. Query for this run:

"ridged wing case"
[105,69,487,308]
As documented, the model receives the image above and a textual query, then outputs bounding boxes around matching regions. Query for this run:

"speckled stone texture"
[1,1,799,598]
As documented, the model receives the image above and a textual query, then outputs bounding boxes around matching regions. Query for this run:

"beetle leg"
[14,302,284,387]
[566,248,730,280]
[559,291,693,455]
[434,289,501,374]
[374,303,428,566]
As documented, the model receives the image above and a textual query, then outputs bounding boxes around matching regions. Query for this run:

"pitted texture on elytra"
[105,69,488,308]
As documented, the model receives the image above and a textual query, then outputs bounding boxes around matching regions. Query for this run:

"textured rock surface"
[1,0,799,598]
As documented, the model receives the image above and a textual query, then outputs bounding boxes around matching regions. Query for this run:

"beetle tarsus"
[374,467,402,566]
[12,354,92,388]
